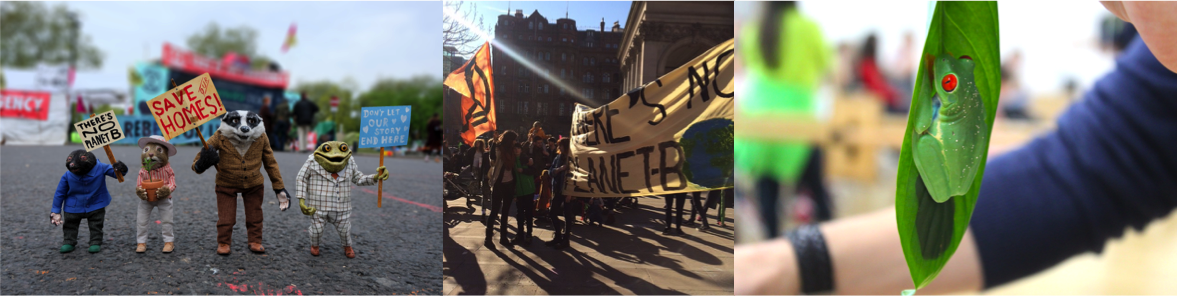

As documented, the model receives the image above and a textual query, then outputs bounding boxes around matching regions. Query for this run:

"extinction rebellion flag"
[564,39,735,198]
[443,42,496,145]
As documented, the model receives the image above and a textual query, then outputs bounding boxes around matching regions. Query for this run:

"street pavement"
[1,144,441,295]
[443,193,735,295]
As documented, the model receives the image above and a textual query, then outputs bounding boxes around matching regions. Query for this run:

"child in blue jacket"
[50,149,128,253]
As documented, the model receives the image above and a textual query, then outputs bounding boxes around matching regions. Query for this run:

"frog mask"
[313,141,352,173]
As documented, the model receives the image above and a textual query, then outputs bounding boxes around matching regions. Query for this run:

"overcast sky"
[47,1,440,93]
[736,1,1119,95]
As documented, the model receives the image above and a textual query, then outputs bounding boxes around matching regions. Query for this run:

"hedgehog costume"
[295,141,388,258]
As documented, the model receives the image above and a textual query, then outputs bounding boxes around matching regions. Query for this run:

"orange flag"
[443,42,496,145]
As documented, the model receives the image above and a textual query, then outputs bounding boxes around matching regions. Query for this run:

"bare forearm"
[736,208,983,295]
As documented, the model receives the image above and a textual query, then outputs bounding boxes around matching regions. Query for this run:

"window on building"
[603,73,610,83]
[528,22,533,29]
[545,52,551,60]
[562,37,567,42]
[539,22,544,30]
[559,102,566,116]
[563,23,568,29]
[561,53,566,61]
[591,58,596,65]
[583,58,588,65]
[518,35,522,40]
[588,42,594,48]
[560,69,565,78]
[547,37,552,42]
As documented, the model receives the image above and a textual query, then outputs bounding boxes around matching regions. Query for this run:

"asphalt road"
[1,144,441,295]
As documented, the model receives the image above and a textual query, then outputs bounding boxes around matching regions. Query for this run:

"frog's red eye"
[941,74,958,92]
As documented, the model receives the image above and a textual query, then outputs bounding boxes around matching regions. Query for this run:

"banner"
[1,90,52,120]
[358,106,412,148]
[564,39,734,198]
[132,62,170,115]
[74,111,125,152]
[146,73,227,140]
[443,41,496,145]
[161,43,289,88]
[106,114,220,145]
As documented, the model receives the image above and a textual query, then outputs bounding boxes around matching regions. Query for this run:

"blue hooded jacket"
[52,160,117,214]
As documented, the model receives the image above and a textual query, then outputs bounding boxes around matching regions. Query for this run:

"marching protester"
[425,113,443,162]
[485,131,518,246]
[292,92,320,152]
[546,138,574,249]
[259,95,276,150]
[663,193,688,235]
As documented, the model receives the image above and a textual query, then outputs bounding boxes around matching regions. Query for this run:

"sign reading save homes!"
[564,39,734,198]
[74,111,125,152]
[146,73,226,140]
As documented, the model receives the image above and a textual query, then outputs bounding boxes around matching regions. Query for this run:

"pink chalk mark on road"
[358,188,442,212]
[155,220,161,224]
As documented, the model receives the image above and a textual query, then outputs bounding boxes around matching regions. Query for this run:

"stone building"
[618,1,734,91]
[492,9,624,138]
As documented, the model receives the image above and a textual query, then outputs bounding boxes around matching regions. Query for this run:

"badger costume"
[51,149,129,253]
[192,110,290,255]
[295,141,388,258]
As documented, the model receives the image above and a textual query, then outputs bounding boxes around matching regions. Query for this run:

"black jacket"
[293,99,319,125]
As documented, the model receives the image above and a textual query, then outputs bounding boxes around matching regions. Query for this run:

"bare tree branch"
[442,1,487,57]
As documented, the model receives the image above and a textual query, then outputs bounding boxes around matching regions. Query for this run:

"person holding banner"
[293,92,319,152]
[663,193,688,235]
[485,131,519,247]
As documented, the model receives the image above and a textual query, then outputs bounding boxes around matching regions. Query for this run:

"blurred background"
[1,1,442,154]
[734,1,1175,294]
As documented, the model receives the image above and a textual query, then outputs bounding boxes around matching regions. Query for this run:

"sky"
[44,1,440,94]
[458,0,632,54]
[736,1,1119,96]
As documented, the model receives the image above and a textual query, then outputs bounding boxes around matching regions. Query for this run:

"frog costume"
[294,141,389,258]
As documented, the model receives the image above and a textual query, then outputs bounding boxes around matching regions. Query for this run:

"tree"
[185,22,272,70]
[442,1,487,57]
[0,2,104,69]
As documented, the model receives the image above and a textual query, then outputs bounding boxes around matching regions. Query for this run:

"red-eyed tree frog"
[910,53,988,204]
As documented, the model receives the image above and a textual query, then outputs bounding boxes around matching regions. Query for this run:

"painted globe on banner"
[679,118,734,188]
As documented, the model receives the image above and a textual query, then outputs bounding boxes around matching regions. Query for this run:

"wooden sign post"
[74,110,126,182]
[146,73,225,145]
[378,147,384,207]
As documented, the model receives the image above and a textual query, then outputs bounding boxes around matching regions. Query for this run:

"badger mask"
[219,110,266,156]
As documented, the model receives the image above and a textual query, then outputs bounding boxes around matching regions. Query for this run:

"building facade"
[619,1,734,91]
[491,9,624,138]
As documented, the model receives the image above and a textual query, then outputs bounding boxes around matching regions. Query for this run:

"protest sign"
[359,106,413,148]
[564,39,734,198]
[358,105,412,208]
[0,90,51,120]
[73,110,127,182]
[146,73,226,141]
[75,111,125,152]
[443,42,496,145]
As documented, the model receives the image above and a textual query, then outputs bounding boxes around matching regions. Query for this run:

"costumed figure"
[51,149,129,253]
[295,141,388,258]
[192,110,290,255]
[134,135,178,253]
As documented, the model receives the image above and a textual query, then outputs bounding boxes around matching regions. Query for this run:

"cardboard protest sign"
[74,111,126,152]
[358,106,413,148]
[1,90,52,120]
[564,39,734,198]
[146,73,226,140]
[443,42,496,145]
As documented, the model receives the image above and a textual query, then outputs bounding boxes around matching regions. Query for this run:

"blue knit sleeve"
[970,37,1176,288]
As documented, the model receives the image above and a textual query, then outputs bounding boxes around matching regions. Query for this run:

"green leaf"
[896,1,1000,291]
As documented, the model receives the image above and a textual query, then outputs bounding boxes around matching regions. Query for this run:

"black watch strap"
[787,224,834,294]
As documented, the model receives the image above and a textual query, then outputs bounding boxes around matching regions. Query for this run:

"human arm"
[296,157,315,216]
[735,209,982,295]
[1102,1,1177,72]
[51,174,68,218]
[259,136,289,210]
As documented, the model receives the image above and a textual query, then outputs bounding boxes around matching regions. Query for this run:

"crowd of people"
[444,121,730,250]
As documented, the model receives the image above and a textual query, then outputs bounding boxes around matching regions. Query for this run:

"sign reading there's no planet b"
[359,106,412,148]
[75,111,125,152]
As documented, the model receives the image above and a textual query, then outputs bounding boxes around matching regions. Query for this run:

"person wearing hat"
[134,135,178,253]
